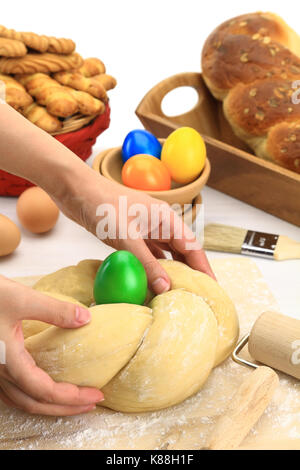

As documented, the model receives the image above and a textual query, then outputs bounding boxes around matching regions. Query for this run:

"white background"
[0,0,299,318]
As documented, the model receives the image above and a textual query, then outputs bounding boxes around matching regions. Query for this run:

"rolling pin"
[205,311,300,450]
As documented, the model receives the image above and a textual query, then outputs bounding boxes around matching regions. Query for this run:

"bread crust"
[202,12,300,173]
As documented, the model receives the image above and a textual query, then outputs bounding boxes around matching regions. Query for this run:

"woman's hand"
[0,276,103,416]
[52,165,216,294]
[0,104,215,293]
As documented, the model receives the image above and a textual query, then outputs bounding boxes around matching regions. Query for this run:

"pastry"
[0,52,83,74]
[79,58,106,77]
[0,26,49,52]
[24,259,239,413]
[202,12,300,173]
[67,88,105,115]
[0,37,27,57]
[0,73,33,109]
[0,25,75,54]
[22,102,63,133]
[54,71,108,100]
[47,37,76,55]
[93,73,117,91]
[17,73,79,118]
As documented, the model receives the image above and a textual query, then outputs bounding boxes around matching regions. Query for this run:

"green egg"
[94,251,148,305]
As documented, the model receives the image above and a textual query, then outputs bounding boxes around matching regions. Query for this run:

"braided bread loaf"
[24,259,239,413]
[202,12,300,173]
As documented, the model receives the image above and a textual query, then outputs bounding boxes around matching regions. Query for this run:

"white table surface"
[0,0,299,320]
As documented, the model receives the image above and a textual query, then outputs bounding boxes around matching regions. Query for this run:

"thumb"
[128,240,171,295]
[19,288,91,329]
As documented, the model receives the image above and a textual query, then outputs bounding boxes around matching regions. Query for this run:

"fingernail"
[152,277,170,294]
[75,306,91,325]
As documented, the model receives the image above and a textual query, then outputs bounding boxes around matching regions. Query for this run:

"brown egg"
[0,214,21,256]
[17,187,59,234]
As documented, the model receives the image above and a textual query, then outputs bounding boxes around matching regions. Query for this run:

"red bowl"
[0,104,111,197]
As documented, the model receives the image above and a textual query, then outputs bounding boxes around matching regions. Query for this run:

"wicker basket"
[0,104,111,197]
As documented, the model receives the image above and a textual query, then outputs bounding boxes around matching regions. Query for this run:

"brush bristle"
[204,224,247,254]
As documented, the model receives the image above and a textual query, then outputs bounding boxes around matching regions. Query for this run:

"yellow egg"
[161,127,206,184]
[0,214,21,256]
[17,187,59,234]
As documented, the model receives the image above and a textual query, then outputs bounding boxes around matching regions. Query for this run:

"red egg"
[122,154,171,191]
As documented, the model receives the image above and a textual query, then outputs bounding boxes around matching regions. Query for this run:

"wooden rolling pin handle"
[206,366,279,450]
[249,311,300,380]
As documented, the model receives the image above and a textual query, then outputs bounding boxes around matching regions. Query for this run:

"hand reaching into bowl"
[0,104,215,295]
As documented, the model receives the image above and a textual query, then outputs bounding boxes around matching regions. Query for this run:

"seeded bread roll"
[202,12,300,173]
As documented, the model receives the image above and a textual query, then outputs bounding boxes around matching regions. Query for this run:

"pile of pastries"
[0,25,117,133]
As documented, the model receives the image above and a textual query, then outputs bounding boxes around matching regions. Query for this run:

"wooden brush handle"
[206,366,279,450]
[249,311,300,380]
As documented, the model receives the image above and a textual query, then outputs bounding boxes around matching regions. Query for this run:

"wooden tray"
[136,73,300,227]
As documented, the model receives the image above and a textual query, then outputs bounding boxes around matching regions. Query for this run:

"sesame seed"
[240,53,249,63]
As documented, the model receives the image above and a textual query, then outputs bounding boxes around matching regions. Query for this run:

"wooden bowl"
[92,144,210,206]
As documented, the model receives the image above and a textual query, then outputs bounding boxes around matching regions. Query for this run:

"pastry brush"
[204,224,300,260]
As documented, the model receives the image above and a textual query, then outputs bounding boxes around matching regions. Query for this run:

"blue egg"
[122,130,162,163]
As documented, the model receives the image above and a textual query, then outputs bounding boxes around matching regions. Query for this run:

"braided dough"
[202,12,300,173]
[24,259,239,413]
[0,52,83,74]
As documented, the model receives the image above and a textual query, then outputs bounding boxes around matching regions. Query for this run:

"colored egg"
[122,154,171,191]
[17,187,59,234]
[94,251,147,305]
[161,127,206,184]
[0,214,21,256]
[122,129,162,163]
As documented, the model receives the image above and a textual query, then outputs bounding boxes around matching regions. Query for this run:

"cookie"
[0,52,83,74]
[0,37,27,57]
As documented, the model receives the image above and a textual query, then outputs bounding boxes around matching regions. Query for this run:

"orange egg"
[122,154,171,191]
[0,214,21,256]
[17,187,59,234]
